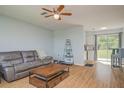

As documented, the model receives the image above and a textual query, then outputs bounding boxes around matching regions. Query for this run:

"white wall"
[53,27,86,66]
[0,15,53,57]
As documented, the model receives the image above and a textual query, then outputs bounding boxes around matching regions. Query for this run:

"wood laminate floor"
[0,62,124,88]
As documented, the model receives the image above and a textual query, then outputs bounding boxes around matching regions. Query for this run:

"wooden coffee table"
[29,63,69,88]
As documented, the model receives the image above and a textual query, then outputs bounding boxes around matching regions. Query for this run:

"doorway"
[96,33,120,64]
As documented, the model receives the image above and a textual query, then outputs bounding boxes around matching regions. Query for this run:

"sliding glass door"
[96,33,120,63]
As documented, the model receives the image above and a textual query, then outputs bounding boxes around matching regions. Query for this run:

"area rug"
[85,60,95,67]
[85,64,94,67]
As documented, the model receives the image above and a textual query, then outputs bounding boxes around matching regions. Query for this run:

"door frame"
[94,32,122,62]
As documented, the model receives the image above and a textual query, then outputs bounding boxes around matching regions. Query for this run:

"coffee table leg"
[68,66,69,72]
[29,72,31,83]
[46,79,49,88]
[29,72,32,84]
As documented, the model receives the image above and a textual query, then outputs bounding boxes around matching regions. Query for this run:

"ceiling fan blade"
[60,13,72,16]
[42,8,52,12]
[57,5,64,12]
[41,12,47,15]
[53,8,56,13]
[45,14,54,18]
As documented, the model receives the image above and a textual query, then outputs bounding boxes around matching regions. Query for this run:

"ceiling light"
[54,14,60,19]
[101,27,107,30]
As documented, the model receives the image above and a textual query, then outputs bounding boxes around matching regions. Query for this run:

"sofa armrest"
[41,56,54,64]
[2,66,15,82]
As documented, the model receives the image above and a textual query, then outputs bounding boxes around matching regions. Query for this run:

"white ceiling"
[0,5,124,31]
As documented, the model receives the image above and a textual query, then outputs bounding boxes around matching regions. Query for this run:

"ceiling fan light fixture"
[101,27,107,30]
[54,14,60,19]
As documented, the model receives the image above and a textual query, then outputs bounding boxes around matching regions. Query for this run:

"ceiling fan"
[41,5,72,20]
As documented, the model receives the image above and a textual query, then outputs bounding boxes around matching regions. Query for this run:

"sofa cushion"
[15,70,30,80]
[14,63,33,73]
[0,51,23,65]
[21,51,34,58]
[30,61,43,68]
[0,58,23,66]
[14,60,44,73]
[23,57,34,63]
[21,51,35,62]
[0,51,22,61]
[11,58,23,65]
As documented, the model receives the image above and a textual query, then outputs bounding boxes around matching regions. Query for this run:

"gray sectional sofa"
[0,50,53,82]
